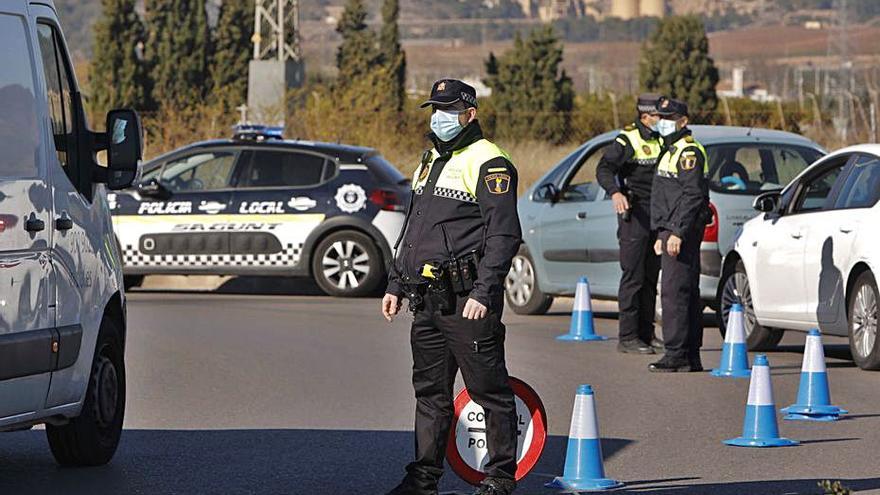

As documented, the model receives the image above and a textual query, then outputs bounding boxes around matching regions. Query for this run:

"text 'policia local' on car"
[110,125,408,297]
[728,145,880,370]
[2,0,142,465]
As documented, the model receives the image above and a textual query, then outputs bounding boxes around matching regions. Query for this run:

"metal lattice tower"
[252,0,302,62]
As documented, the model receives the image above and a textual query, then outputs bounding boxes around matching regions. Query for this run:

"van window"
[37,22,79,188]
[0,14,40,178]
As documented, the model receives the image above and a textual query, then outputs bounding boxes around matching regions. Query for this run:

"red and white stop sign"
[446,377,547,485]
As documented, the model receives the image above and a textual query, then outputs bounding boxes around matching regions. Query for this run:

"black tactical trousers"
[405,292,518,489]
[617,200,661,343]
[659,228,704,360]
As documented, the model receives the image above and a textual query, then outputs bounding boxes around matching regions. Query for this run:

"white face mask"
[430,110,464,142]
[657,119,677,137]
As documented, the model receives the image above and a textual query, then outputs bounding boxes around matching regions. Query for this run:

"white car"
[722,145,880,370]
[0,0,142,464]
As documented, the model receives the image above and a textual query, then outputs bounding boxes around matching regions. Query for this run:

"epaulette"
[684,135,695,143]
[623,123,636,132]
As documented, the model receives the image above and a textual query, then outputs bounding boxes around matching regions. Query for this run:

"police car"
[110,125,408,297]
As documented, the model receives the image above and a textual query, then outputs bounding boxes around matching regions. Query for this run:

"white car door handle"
[840,226,854,234]
[790,232,802,239]
[576,211,587,220]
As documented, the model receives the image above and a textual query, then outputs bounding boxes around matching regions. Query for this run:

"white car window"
[0,14,39,178]
[833,154,880,210]
[792,163,845,213]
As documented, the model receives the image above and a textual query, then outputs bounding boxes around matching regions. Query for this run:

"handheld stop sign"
[446,377,547,485]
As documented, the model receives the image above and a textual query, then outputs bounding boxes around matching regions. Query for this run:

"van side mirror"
[105,109,143,190]
[753,190,781,213]
[534,182,560,203]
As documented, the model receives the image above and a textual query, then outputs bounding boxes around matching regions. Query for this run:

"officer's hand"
[654,239,663,256]
[611,192,630,214]
[462,298,488,320]
[666,235,682,257]
[382,293,402,322]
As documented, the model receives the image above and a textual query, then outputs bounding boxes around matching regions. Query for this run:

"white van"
[0,0,141,465]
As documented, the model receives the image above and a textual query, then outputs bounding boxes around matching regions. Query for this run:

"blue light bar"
[232,124,284,141]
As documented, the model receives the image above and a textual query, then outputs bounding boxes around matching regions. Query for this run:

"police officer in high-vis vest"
[649,98,710,373]
[382,79,521,495]
[597,93,665,355]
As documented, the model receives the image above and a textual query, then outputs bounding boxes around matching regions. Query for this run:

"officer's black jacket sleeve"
[596,133,634,196]
[670,146,707,238]
[386,270,404,297]
[471,156,522,308]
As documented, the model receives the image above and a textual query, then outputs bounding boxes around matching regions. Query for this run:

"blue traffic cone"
[711,303,751,378]
[781,329,848,421]
[724,355,798,448]
[557,277,606,341]
[546,385,623,491]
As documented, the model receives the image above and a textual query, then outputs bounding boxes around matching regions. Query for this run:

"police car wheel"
[46,316,125,466]
[717,259,783,351]
[505,250,553,315]
[312,231,383,297]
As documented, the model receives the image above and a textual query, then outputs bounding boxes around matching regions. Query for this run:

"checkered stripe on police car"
[433,186,477,203]
[123,243,304,267]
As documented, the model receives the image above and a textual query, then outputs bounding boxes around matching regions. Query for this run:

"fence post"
[608,92,620,130]
[776,99,786,130]
[721,96,732,126]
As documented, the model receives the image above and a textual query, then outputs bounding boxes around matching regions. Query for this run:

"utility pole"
[247,0,305,127]
[830,0,852,140]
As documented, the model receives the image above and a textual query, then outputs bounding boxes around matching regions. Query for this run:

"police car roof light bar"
[232,124,285,142]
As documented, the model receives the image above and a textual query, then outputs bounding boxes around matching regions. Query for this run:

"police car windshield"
[706,143,823,195]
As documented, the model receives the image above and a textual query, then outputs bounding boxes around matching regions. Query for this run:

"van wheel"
[848,271,880,370]
[505,250,553,315]
[717,259,783,351]
[123,275,143,291]
[46,317,125,466]
[312,230,383,297]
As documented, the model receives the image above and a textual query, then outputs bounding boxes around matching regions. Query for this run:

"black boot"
[617,339,654,354]
[385,469,439,495]
[648,354,692,372]
[473,477,516,495]
[689,354,703,372]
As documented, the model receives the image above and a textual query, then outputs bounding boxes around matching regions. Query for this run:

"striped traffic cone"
[781,329,848,421]
[557,277,606,341]
[546,385,623,491]
[711,303,751,378]
[724,355,798,448]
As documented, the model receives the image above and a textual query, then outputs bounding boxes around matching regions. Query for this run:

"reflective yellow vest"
[411,139,511,202]
[618,124,663,167]
[657,135,708,179]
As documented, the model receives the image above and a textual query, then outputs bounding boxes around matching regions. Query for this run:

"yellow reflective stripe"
[615,137,627,146]
[487,167,508,173]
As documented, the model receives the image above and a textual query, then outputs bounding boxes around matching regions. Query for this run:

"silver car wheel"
[322,240,370,290]
[721,271,757,338]
[851,283,878,360]
[505,254,534,307]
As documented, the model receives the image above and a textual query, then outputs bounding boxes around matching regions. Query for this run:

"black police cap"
[636,93,664,114]
[420,79,478,109]
[657,98,689,118]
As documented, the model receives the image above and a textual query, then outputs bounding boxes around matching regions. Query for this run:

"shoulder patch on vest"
[485,173,511,194]
[680,153,697,171]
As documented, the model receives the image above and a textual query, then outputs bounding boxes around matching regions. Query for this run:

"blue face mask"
[657,119,677,137]
[431,110,464,142]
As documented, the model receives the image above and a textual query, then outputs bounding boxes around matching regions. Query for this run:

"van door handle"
[576,211,587,220]
[56,213,73,231]
[25,216,45,233]
[839,226,853,234]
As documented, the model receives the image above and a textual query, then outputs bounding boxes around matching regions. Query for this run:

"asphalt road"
[1,283,879,495]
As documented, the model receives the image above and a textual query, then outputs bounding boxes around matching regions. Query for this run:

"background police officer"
[381,79,521,495]
[597,93,665,354]
[649,99,710,372]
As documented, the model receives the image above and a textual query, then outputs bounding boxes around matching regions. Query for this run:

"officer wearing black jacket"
[649,99,709,372]
[596,94,665,354]
[382,79,521,495]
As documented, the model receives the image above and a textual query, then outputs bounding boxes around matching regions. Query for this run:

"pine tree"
[639,15,719,118]
[483,26,573,142]
[211,0,254,113]
[146,0,212,110]
[335,0,381,86]
[380,0,406,112]
[89,0,150,116]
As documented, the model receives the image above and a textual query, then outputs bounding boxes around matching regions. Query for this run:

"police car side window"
[36,22,80,190]
[561,143,608,202]
[240,150,329,189]
[159,151,236,192]
[0,14,40,178]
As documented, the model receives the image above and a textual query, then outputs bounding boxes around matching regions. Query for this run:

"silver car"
[505,125,825,322]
